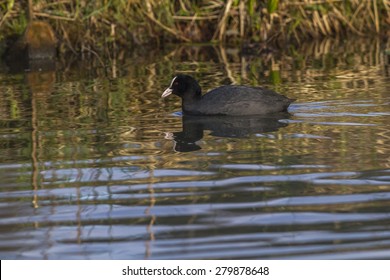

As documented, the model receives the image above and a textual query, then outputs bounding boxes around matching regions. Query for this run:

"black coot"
[162,75,295,116]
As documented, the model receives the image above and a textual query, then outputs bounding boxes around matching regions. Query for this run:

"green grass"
[0,0,388,56]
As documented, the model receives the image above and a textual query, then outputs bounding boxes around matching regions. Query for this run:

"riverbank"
[0,0,389,57]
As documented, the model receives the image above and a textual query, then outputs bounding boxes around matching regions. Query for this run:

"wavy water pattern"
[0,41,389,259]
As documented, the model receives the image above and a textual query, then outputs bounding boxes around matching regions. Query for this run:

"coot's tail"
[281,98,296,111]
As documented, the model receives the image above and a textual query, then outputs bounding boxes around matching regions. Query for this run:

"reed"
[0,0,388,56]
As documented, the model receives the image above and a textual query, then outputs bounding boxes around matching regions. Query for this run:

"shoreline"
[0,0,388,58]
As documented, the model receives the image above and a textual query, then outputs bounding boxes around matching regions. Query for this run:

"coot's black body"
[162,75,295,116]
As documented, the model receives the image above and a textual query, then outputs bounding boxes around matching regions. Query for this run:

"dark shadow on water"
[168,113,291,152]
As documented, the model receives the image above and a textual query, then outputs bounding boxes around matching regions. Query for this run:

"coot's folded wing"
[198,86,293,115]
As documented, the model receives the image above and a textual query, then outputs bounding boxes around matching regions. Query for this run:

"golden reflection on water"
[0,37,389,259]
[1,37,389,189]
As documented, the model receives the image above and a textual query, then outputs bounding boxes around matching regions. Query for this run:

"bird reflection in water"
[165,113,291,152]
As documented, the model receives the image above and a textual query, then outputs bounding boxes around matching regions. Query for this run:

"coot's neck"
[181,82,202,114]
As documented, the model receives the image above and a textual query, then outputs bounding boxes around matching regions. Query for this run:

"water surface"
[0,38,389,259]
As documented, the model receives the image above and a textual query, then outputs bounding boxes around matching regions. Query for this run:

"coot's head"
[162,75,201,99]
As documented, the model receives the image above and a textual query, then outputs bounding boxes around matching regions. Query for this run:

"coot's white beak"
[162,87,173,98]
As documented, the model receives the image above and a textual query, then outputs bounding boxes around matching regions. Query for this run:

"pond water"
[0,38,389,260]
